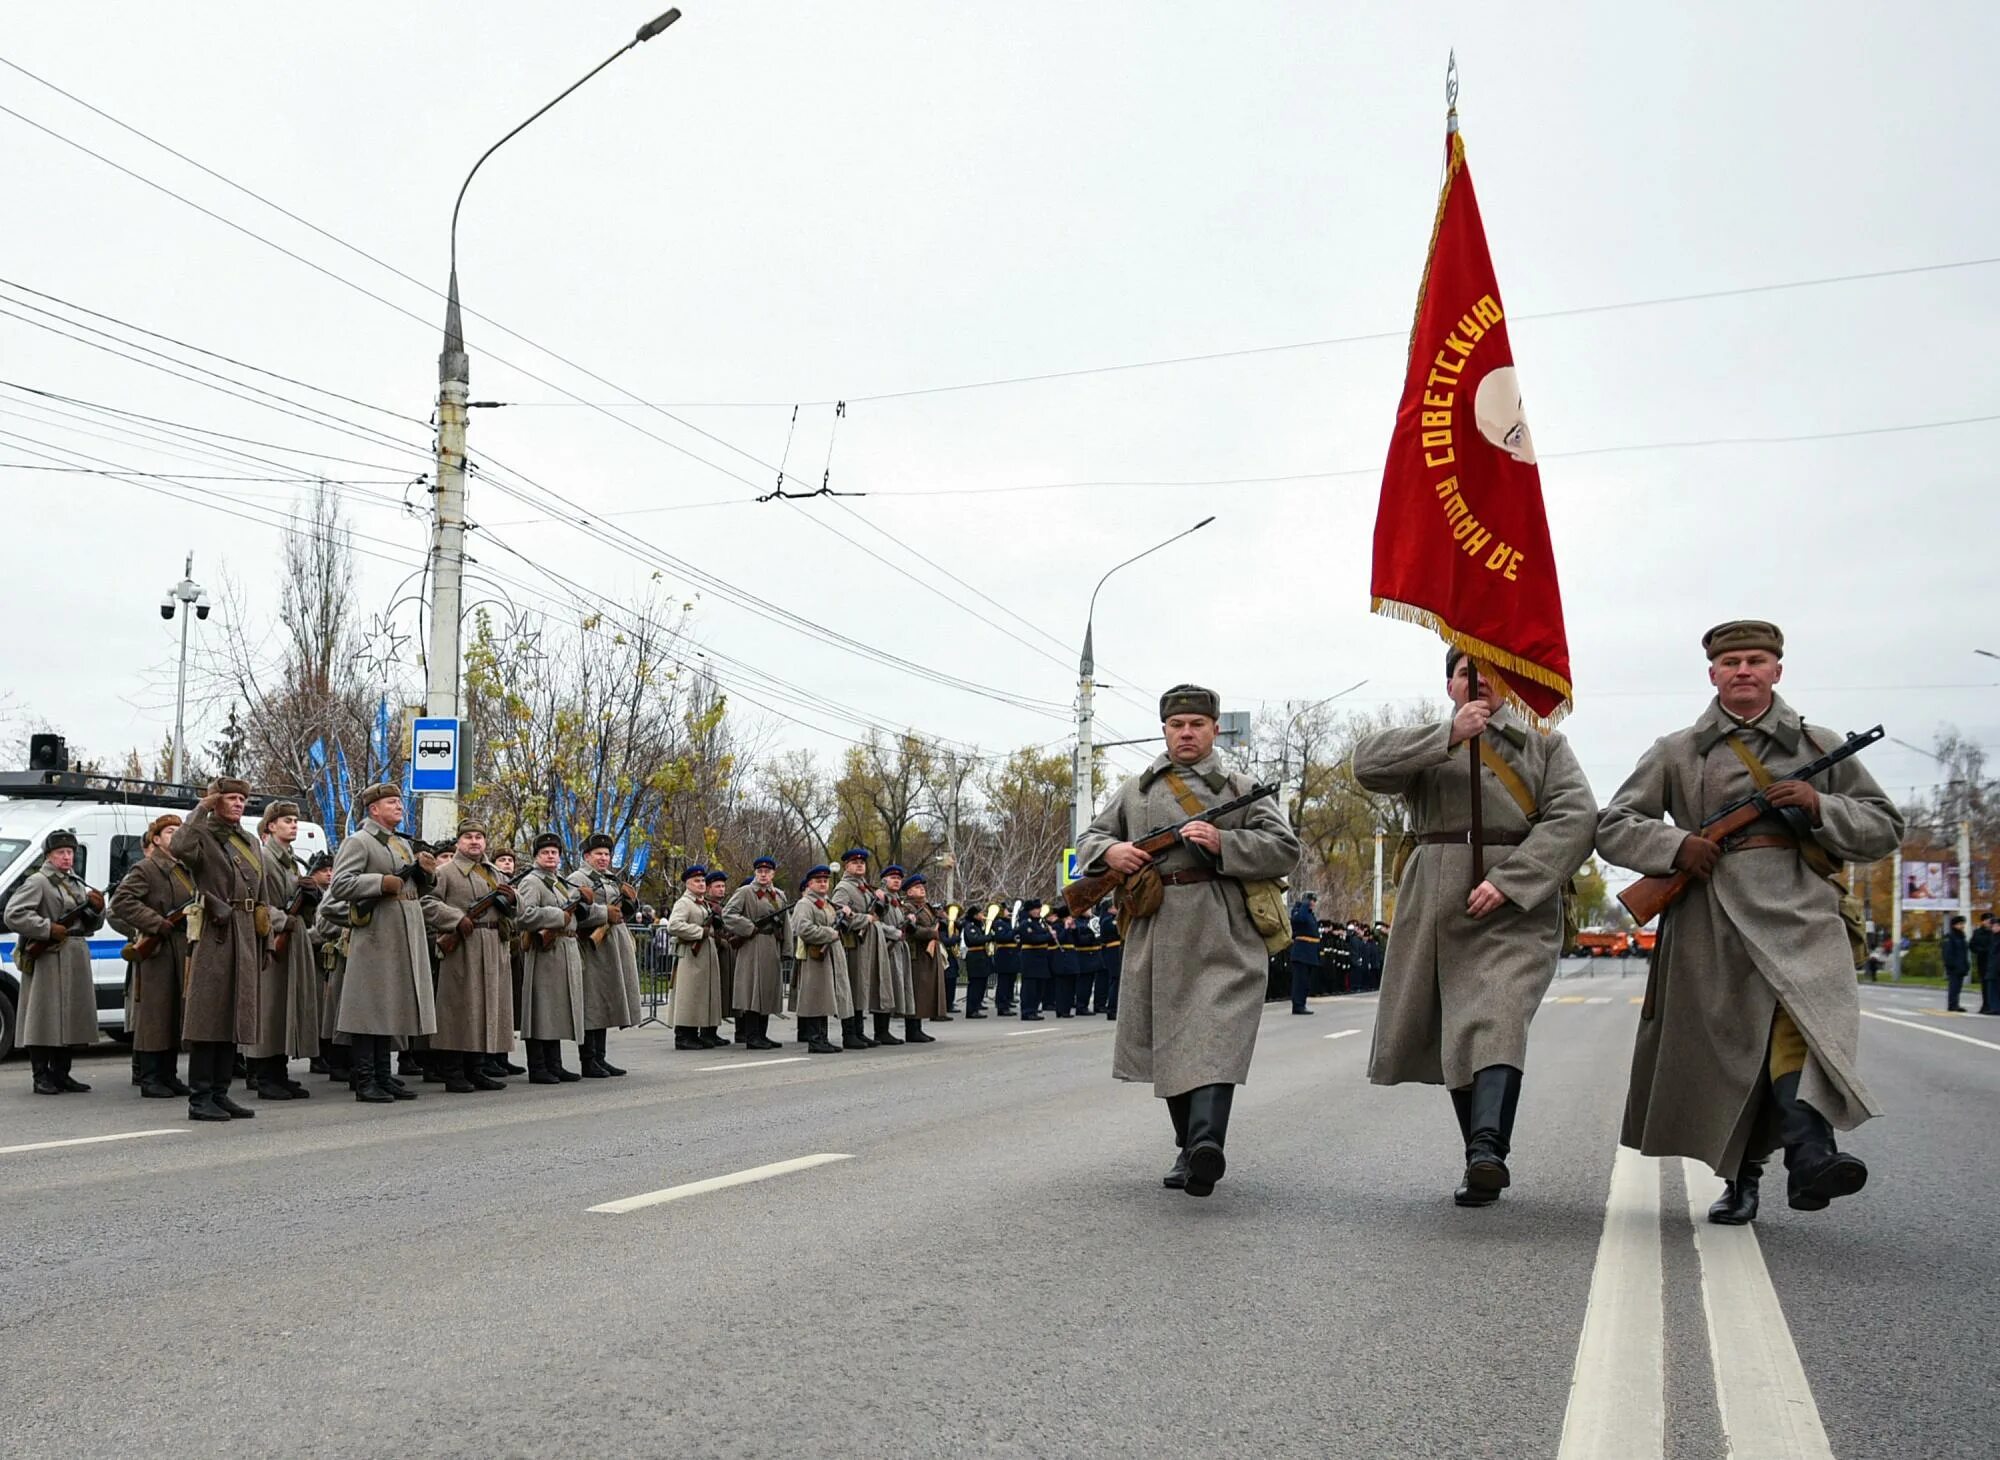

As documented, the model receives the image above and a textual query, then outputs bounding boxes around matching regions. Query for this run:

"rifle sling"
[1477,741,1539,821]
[1720,735,1841,879]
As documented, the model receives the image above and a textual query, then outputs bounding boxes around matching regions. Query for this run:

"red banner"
[1371,124,1572,724]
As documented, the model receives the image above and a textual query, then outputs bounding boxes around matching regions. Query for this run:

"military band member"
[107,815,194,1098]
[1078,683,1302,1198]
[667,865,727,1050]
[6,829,105,1095]
[515,833,586,1084]
[424,820,516,1093]
[1095,900,1121,1018]
[571,833,642,1075]
[1050,911,1081,1016]
[902,872,943,1043]
[1016,901,1053,1020]
[872,864,912,1046]
[831,848,885,1049]
[1597,620,1902,1223]
[789,865,851,1053]
[1072,910,1101,1015]
[989,900,1019,1016]
[722,857,789,1051]
[960,900,993,1018]
[1353,649,1598,1206]
[940,902,960,1017]
[329,784,438,1105]
[245,801,317,1100]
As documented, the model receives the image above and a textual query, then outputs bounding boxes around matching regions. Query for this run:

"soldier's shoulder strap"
[1477,741,1538,821]
[1720,733,1841,878]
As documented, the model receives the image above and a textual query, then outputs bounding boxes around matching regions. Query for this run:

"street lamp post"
[1074,516,1215,847]
[422,8,683,843]
[159,552,210,787]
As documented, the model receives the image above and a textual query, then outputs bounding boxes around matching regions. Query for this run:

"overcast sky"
[2,2,1994,829]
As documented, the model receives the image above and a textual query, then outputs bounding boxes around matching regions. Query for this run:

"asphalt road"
[0,961,1991,1460]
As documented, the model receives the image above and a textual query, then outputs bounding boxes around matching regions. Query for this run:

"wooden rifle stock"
[437,884,516,956]
[23,885,106,960]
[535,887,593,952]
[269,882,322,959]
[1062,781,1280,917]
[122,906,188,962]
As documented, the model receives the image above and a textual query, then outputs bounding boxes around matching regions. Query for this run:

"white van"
[0,769,327,1061]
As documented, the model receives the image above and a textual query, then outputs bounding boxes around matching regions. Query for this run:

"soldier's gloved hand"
[456,916,474,938]
[1674,835,1721,880]
[379,875,405,897]
[85,889,106,912]
[606,905,625,925]
[1762,779,1822,824]
[1449,700,1493,746]
[48,923,69,945]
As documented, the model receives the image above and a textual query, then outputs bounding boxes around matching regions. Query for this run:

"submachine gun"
[1063,782,1279,917]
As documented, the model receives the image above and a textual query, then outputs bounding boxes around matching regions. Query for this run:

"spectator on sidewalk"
[1978,913,2000,1016]
[1944,916,1971,1013]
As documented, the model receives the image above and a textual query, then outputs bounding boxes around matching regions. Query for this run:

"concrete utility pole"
[1372,827,1385,925]
[1890,846,1903,980]
[420,8,683,843]
[159,552,209,787]
[1073,516,1214,846]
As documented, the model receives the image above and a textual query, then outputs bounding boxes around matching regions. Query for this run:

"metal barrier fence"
[628,930,801,1027]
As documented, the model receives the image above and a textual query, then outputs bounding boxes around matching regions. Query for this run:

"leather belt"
[1722,834,1796,854]
[229,897,258,911]
[1158,869,1217,887]
[1415,831,1528,847]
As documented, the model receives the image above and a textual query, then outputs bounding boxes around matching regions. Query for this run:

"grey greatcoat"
[1597,694,1902,1174]
[1077,750,1302,1098]
[255,838,322,1060]
[907,902,947,1020]
[107,853,194,1052]
[5,864,102,1048]
[722,883,789,1015]
[831,875,886,1014]
[513,867,584,1042]
[570,868,642,1030]
[329,824,437,1038]
[1352,710,1598,1088]
[426,853,516,1055]
[666,891,725,1027]
[789,893,854,1019]
[171,803,269,1045]
[312,896,357,1045]
[877,893,915,1015]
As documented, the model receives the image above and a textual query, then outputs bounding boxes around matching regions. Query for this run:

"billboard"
[1900,860,1961,911]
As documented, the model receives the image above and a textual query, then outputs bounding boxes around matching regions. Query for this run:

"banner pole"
[1466,658,1486,887]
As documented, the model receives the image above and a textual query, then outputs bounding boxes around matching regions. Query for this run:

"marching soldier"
[1353,649,1598,1206]
[515,833,586,1084]
[170,778,266,1119]
[989,899,1019,1016]
[902,872,943,1043]
[424,820,517,1093]
[1016,900,1053,1020]
[1077,683,1302,1198]
[1096,899,1122,1018]
[831,848,885,1049]
[6,829,105,1095]
[1597,620,1902,1222]
[722,856,789,1051]
[667,864,726,1049]
[329,783,438,1105]
[107,814,193,1098]
[961,899,993,1018]
[571,833,642,1075]
[872,864,913,1046]
[789,865,851,1053]
[247,801,317,1100]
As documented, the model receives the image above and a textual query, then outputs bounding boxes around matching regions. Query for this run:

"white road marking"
[1323,1029,1361,1041]
[1003,1026,1060,1037]
[1584,996,1612,1005]
[1862,1010,2000,1052]
[0,1129,189,1157]
[588,1153,854,1214]
[699,1057,809,1072]
[1557,1148,1664,1460]
[1681,1159,1835,1459]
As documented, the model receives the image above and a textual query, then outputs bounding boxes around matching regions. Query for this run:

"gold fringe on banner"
[1370,595,1574,730]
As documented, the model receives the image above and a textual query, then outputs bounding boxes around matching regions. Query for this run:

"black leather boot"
[30,1048,60,1095]
[524,1039,555,1084]
[697,1027,728,1050]
[435,1049,475,1094]
[464,1052,507,1091]
[352,1035,393,1103]
[674,1026,704,1050]
[580,1030,612,1077]
[211,1049,255,1118]
[131,1050,143,1086]
[157,1051,190,1097]
[805,1017,840,1054]
[847,1015,876,1049]
[904,1017,935,1044]
[1708,1160,1763,1225]
[872,1012,904,1046]
[746,1012,782,1051]
[595,1029,628,1075]
[51,1050,91,1093]
[187,1046,231,1121]
[497,1051,527,1076]
[1773,1071,1867,1211]
[325,1042,352,1084]
[1183,1084,1233,1197]
[254,1055,296,1100]
[138,1050,177,1099]
[1163,1093,1193,1189]
[379,1038,418,1100]
[1457,1065,1521,1206]
[1450,1085,1473,1143]
[550,1039,582,1082]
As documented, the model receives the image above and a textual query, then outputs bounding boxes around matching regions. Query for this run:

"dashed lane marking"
[1861,1010,2000,1052]
[588,1153,854,1214]
[1584,997,1612,1004]
[1555,996,1588,1004]
[699,1057,810,1072]
[1556,1148,1664,1460]
[1002,1026,1062,1037]
[1323,1029,1362,1041]
[0,1129,190,1157]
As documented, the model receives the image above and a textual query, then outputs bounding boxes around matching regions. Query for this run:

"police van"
[0,738,327,1061]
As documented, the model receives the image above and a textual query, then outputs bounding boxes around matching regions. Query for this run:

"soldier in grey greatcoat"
[172,778,268,1121]
[1077,684,1301,1198]
[5,828,104,1095]
[515,833,586,1084]
[308,861,356,1086]
[873,865,915,1046]
[570,832,641,1076]
[329,783,437,1105]
[667,864,727,1050]
[788,865,850,1054]
[1597,620,1903,1224]
[831,848,886,1050]
[107,814,194,1098]
[902,873,945,1043]
[1352,647,1598,1207]
[249,801,318,1101]
[706,870,737,1026]
[423,820,516,1094]
[721,857,789,1050]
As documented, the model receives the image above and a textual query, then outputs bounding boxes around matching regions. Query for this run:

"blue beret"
[680,864,707,880]
[840,847,870,862]
[753,855,777,870]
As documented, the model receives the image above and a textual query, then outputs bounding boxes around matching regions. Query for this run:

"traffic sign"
[410,717,459,792]
[1059,847,1079,886]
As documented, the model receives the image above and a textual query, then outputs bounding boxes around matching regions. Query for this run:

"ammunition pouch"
[1241,877,1293,955]
[254,905,272,939]
[1114,865,1164,938]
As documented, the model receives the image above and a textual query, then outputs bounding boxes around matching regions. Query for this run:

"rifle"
[587,881,639,947]
[21,885,105,961]
[1617,725,1886,926]
[123,907,188,962]
[722,901,789,948]
[438,884,517,956]
[269,881,324,959]
[534,884,596,952]
[1063,781,1280,916]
